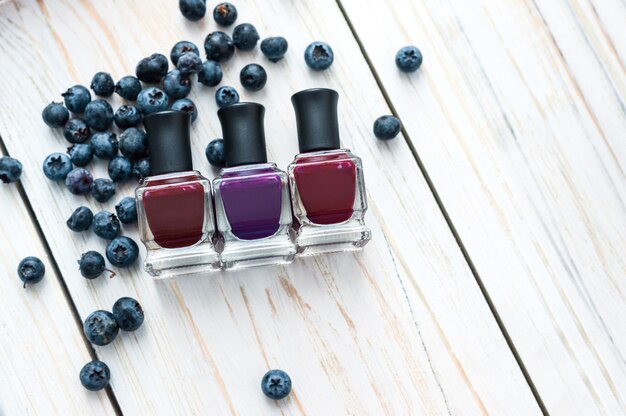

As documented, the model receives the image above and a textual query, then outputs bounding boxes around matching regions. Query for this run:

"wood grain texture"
[0,0,542,414]
[339,0,626,413]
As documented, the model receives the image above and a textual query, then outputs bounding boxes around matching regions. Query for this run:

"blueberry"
[261,369,292,400]
[42,102,69,128]
[65,167,93,195]
[170,41,200,65]
[67,206,93,232]
[213,2,237,26]
[215,86,239,108]
[163,70,192,99]
[84,99,114,131]
[43,152,73,181]
[91,132,119,159]
[79,360,110,391]
[137,87,169,115]
[108,156,132,182]
[115,197,137,224]
[63,118,91,144]
[119,127,148,160]
[114,105,142,129]
[261,37,288,62]
[78,251,114,279]
[90,178,116,203]
[0,156,22,183]
[179,0,206,21]
[132,158,150,180]
[83,310,119,346]
[205,138,225,168]
[90,72,115,97]
[373,115,401,140]
[114,75,142,101]
[106,236,139,268]
[136,53,169,83]
[305,42,334,71]
[67,143,93,167]
[233,23,259,51]
[93,211,120,240]
[395,46,422,73]
[62,85,91,113]
[197,60,222,87]
[240,63,267,91]
[17,256,45,288]
[112,297,144,331]
[177,52,203,76]
[171,98,198,123]
[204,31,235,62]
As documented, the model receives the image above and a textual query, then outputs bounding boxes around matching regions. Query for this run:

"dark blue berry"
[205,138,225,168]
[0,156,22,183]
[17,256,45,288]
[83,310,119,346]
[65,167,93,195]
[137,87,169,114]
[197,60,222,87]
[62,85,91,113]
[42,102,69,128]
[63,118,91,144]
[119,128,148,160]
[132,158,150,180]
[179,0,206,21]
[43,152,73,181]
[136,53,169,83]
[114,105,142,129]
[115,197,137,224]
[67,206,93,232]
[106,236,139,268]
[170,41,200,65]
[373,115,401,140]
[90,178,116,203]
[163,70,192,99]
[114,75,142,101]
[93,211,120,240]
[78,251,113,279]
[90,72,115,97]
[204,31,235,62]
[213,2,237,26]
[261,369,292,400]
[67,143,93,167]
[84,99,114,131]
[91,132,118,159]
[79,361,110,391]
[395,46,422,73]
[177,52,203,76]
[171,98,198,123]
[112,297,144,331]
[108,156,132,182]
[240,63,267,91]
[261,37,288,62]
[233,23,259,51]
[215,86,239,108]
[305,42,334,71]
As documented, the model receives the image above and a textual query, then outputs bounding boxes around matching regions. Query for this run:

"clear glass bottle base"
[296,219,371,256]
[221,233,296,270]
[144,241,221,279]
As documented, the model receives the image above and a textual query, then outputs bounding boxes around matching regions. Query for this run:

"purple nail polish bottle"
[213,102,296,269]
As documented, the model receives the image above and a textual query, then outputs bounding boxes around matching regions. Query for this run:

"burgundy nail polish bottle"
[288,88,371,255]
[136,111,220,278]
[213,103,296,269]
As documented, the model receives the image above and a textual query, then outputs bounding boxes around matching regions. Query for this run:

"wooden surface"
[0,0,623,414]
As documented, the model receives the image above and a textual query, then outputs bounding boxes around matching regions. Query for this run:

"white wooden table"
[0,0,624,414]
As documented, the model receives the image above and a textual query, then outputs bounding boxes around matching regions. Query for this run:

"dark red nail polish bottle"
[288,88,371,255]
[136,111,220,278]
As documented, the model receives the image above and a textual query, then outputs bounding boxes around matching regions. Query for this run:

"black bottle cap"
[218,102,268,167]
[291,88,341,153]
[143,111,193,176]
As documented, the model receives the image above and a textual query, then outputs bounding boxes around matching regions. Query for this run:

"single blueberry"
[93,211,120,240]
[43,152,73,181]
[132,158,150,180]
[91,132,119,159]
[79,361,110,391]
[90,72,115,97]
[84,99,114,131]
[65,167,94,195]
[114,105,142,129]
[114,75,142,101]
[213,2,237,26]
[233,23,259,51]
[179,0,206,21]
[67,143,94,167]
[106,236,139,268]
[261,37,288,63]
[17,256,45,288]
[135,53,169,83]
[163,70,192,99]
[395,46,422,73]
[204,31,235,62]
[67,206,93,232]
[115,196,137,224]
[170,40,200,65]
[304,41,334,71]
[42,102,70,128]
[62,85,91,113]
[0,156,23,183]
[108,156,132,182]
[171,98,198,123]
[63,118,91,144]
[215,86,239,108]
[261,369,292,400]
[137,87,169,115]
[83,310,119,346]
[78,251,114,279]
[119,128,148,160]
[112,297,144,331]
[177,52,203,76]
[90,178,116,203]
[240,63,267,91]
[205,138,225,168]
[373,115,401,140]
[197,60,223,87]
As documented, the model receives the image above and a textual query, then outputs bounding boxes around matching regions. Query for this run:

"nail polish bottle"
[136,111,220,278]
[213,102,296,269]
[288,88,371,255]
